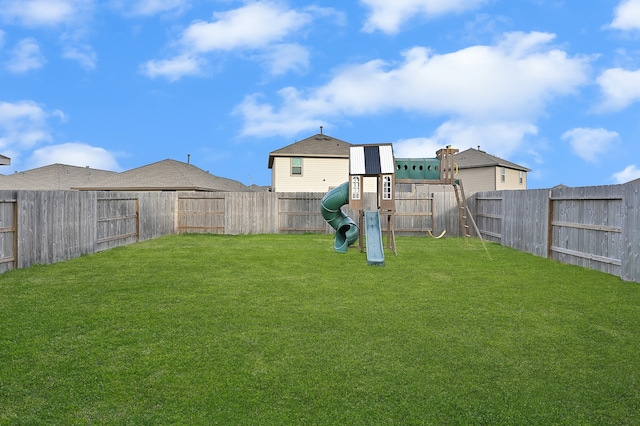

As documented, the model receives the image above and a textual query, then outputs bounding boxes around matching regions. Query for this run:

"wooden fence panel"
[622,180,640,283]
[137,192,176,240]
[550,185,623,276]
[395,190,434,234]
[16,191,96,268]
[0,192,17,273]
[96,195,139,251]
[227,192,279,235]
[476,193,502,243]
[278,192,326,233]
[501,189,549,257]
[178,193,225,234]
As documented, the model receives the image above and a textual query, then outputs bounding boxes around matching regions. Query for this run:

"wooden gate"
[178,195,225,234]
[0,198,17,272]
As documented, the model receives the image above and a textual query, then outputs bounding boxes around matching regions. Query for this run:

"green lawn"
[1,234,639,424]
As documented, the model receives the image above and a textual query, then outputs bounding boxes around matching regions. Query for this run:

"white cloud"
[180,2,311,52]
[393,137,442,158]
[5,37,46,73]
[0,0,92,26]
[256,43,309,76]
[113,0,188,16]
[62,44,96,69]
[143,1,320,81]
[140,54,203,81]
[0,100,52,149]
[26,142,121,170]
[561,127,619,163]
[361,0,491,34]
[236,31,590,140]
[609,0,640,31]
[393,121,537,159]
[595,67,640,112]
[612,165,640,183]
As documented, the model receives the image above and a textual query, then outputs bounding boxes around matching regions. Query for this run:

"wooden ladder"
[453,180,474,238]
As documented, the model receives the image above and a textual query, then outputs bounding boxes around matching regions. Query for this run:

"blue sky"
[1,0,640,188]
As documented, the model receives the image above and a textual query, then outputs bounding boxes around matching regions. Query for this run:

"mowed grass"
[1,234,639,424]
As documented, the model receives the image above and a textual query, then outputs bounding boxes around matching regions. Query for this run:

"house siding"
[272,157,349,192]
[496,167,527,190]
[457,168,496,193]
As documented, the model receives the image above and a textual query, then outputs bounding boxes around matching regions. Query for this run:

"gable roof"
[73,159,253,192]
[0,154,10,166]
[454,148,531,172]
[0,164,117,190]
[268,133,352,169]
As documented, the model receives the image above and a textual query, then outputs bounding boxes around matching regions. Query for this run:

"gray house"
[73,159,254,192]
[0,164,116,190]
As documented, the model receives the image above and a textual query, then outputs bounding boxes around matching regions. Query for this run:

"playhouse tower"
[348,144,397,257]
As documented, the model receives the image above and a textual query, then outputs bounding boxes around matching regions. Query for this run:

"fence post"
[547,189,554,259]
[622,181,640,282]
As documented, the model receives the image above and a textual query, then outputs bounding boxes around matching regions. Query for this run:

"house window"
[519,171,524,185]
[382,175,392,200]
[351,176,360,200]
[501,167,506,183]
[291,157,302,176]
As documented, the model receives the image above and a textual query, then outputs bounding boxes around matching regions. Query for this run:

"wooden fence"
[175,187,464,237]
[1,181,638,284]
[0,190,176,273]
[475,180,640,283]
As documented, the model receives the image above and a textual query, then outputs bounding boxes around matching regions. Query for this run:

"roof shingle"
[0,164,117,190]
[72,159,253,192]
[454,148,531,172]
[268,133,352,168]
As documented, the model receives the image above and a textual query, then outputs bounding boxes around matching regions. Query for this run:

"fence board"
[178,193,225,234]
[551,185,623,276]
[0,193,17,272]
[622,180,640,282]
[278,193,325,233]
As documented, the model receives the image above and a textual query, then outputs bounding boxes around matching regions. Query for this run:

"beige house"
[268,132,352,192]
[454,148,530,193]
[268,134,530,193]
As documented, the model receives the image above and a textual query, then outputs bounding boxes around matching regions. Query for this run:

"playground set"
[320,145,476,266]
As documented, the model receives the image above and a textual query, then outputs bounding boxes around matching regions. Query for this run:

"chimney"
[320,126,323,135]
[187,154,191,164]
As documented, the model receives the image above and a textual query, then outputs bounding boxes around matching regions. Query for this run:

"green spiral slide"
[320,182,359,253]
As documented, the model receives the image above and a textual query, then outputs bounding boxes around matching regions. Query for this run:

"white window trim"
[291,157,302,176]
[351,176,361,200]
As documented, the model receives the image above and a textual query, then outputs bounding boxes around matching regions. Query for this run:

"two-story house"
[268,132,352,192]
[268,133,530,193]
[454,148,530,193]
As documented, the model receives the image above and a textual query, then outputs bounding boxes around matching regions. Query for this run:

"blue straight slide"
[364,210,385,266]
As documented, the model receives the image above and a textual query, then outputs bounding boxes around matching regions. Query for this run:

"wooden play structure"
[348,144,397,265]
[321,144,479,266]
[394,147,476,239]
